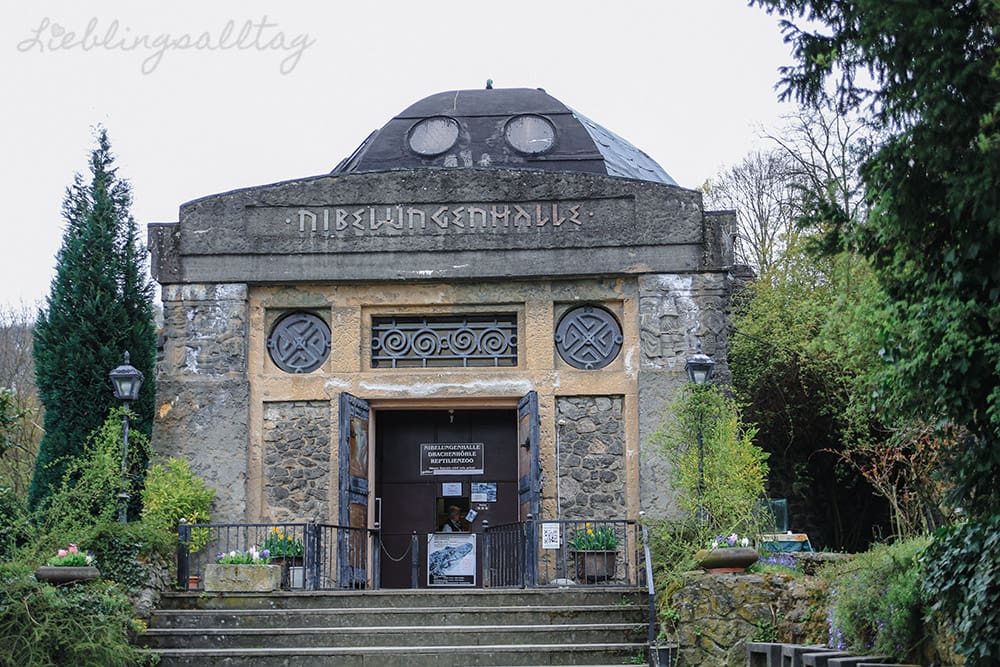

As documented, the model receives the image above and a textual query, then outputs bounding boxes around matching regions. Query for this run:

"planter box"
[575,550,618,583]
[203,564,281,592]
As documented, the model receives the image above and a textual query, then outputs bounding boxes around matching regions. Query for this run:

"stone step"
[803,651,853,667]
[141,622,644,649]
[144,589,650,665]
[157,587,645,611]
[150,603,644,629]
[142,642,646,666]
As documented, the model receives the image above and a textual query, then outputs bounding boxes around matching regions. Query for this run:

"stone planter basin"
[204,563,281,592]
[35,565,101,585]
[694,547,759,573]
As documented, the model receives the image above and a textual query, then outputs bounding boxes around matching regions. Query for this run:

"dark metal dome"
[332,87,676,185]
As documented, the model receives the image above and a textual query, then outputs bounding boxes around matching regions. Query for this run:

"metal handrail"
[640,511,657,667]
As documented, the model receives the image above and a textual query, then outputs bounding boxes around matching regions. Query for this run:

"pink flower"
[58,549,68,557]
[68,544,79,554]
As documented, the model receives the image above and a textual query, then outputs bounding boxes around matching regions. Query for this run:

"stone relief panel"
[638,273,729,373]
[556,396,626,520]
[160,283,248,377]
[262,401,331,521]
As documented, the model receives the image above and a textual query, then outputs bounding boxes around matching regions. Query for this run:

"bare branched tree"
[702,150,804,273]
[0,303,42,496]
[703,106,871,275]
[766,106,869,228]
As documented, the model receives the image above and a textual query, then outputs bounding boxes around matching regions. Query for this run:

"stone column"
[637,272,734,518]
[152,283,250,521]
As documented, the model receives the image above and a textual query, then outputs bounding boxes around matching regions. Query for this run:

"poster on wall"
[427,533,476,586]
[470,482,497,502]
[420,442,484,476]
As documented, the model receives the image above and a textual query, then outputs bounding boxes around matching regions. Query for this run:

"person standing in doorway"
[440,506,465,532]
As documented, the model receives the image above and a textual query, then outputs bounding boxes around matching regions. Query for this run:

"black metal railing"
[177,517,646,592]
[177,520,379,591]
[640,511,658,667]
[483,517,645,588]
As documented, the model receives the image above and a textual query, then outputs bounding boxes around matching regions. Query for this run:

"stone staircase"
[140,587,650,666]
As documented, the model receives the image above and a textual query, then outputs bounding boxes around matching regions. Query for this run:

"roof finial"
[485,78,493,90]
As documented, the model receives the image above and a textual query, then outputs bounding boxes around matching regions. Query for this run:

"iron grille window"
[371,315,518,368]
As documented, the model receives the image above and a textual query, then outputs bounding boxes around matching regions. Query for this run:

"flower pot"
[575,550,618,583]
[271,557,305,589]
[187,574,200,590]
[694,547,759,573]
[288,565,305,589]
[653,641,678,667]
[203,563,282,592]
[35,566,101,585]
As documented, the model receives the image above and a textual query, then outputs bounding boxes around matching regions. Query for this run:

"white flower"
[740,537,750,547]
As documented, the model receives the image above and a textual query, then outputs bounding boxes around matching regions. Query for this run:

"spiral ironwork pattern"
[267,311,332,374]
[372,315,517,368]
[554,305,623,370]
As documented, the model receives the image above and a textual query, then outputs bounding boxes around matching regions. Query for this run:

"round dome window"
[408,116,460,156]
[504,114,556,155]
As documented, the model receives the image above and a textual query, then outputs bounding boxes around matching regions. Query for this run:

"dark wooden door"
[517,391,541,520]
[517,392,541,586]
[375,409,517,588]
[338,393,370,587]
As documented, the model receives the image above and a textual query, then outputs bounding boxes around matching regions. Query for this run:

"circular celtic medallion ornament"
[267,312,331,374]
[554,305,623,370]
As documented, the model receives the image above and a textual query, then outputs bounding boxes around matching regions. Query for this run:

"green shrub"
[649,384,770,534]
[40,408,149,543]
[823,536,930,660]
[647,516,715,616]
[140,457,215,552]
[87,522,163,592]
[0,562,151,666]
[0,482,31,561]
[922,515,1000,666]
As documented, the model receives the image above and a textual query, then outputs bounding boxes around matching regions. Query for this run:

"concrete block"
[746,642,783,666]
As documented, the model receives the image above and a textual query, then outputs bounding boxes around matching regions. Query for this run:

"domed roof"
[332,87,676,186]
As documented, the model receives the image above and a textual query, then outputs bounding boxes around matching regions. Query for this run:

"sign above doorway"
[420,442,485,476]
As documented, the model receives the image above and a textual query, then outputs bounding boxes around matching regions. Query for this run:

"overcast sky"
[0,1,796,309]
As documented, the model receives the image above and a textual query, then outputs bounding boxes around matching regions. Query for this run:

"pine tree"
[28,128,156,512]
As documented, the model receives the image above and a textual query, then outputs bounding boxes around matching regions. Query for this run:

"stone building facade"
[149,87,738,566]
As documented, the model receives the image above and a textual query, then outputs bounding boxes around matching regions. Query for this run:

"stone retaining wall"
[667,571,829,667]
[665,570,963,666]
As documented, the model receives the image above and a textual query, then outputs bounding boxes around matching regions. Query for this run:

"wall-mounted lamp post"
[685,342,714,523]
[109,351,143,523]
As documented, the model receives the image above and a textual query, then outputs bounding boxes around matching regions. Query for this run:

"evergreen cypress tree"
[28,128,156,512]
